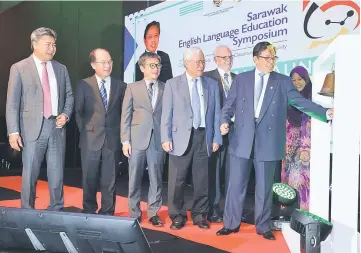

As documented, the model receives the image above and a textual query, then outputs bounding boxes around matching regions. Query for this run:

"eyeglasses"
[189,60,206,66]
[144,63,162,69]
[216,55,233,61]
[94,60,113,66]
[257,56,278,62]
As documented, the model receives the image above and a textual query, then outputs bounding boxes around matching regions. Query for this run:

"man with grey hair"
[121,52,165,226]
[161,47,222,230]
[203,45,236,223]
[6,27,74,210]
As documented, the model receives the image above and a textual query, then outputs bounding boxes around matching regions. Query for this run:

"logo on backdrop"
[303,0,360,48]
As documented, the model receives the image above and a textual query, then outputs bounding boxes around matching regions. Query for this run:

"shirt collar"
[255,67,270,77]
[95,75,111,85]
[185,72,200,84]
[32,54,50,66]
[144,79,158,88]
[146,49,158,54]
[217,67,231,79]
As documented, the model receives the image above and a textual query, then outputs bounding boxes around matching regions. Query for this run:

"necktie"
[148,82,154,106]
[191,78,201,129]
[223,73,230,97]
[41,62,52,118]
[254,72,265,114]
[100,79,108,110]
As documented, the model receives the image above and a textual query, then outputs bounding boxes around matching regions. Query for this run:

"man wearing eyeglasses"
[121,52,165,226]
[161,47,222,230]
[203,45,236,223]
[217,41,333,240]
[75,48,126,215]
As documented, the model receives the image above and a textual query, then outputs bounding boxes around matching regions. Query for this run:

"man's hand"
[9,134,23,151]
[56,114,68,128]
[122,143,132,158]
[212,143,220,152]
[220,123,229,135]
[162,141,173,153]
[327,108,334,119]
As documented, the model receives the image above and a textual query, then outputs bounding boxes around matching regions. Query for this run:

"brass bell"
[318,70,335,97]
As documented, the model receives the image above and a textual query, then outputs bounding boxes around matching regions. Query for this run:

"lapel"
[180,73,192,110]
[140,80,153,112]
[257,71,278,123]
[89,75,106,113]
[246,70,256,113]
[51,60,61,100]
[107,77,117,111]
[27,56,42,92]
[201,76,209,116]
[154,81,164,110]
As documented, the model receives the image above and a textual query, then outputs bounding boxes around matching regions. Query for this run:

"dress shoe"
[170,217,185,230]
[257,231,275,240]
[207,213,223,223]
[216,225,240,236]
[193,219,210,229]
[149,215,163,227]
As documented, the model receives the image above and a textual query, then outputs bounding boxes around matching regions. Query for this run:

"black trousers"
[81,139,120,215]
[168,128,208,223]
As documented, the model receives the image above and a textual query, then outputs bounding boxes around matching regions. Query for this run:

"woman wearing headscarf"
[281,66,312,210]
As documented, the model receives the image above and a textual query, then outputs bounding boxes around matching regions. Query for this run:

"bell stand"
[282,34,360,253]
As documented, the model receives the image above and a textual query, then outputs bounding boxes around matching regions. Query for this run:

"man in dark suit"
[203,45,235,223]
[216,41,333,239]
[6,27,74,210]
[161,47,222,230]
[75,48,126,215]
[135,21,173,83]
[121,52,165,226]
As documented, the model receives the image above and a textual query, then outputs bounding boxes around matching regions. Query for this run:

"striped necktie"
[100,79,108,110]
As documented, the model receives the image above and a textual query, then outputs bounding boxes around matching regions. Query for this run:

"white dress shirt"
[217,67,232,92]
[144,79,158,110]
[33,54,58,116]
[254,68,270,118]
[186,72,206,128]
[95,75,111,102]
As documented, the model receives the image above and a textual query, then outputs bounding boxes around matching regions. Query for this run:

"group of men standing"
[6,25,333,241]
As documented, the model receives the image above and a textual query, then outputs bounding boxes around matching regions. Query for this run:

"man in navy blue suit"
[216,41,333,240]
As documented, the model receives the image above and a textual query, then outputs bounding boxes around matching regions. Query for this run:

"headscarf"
[287,66,312,127]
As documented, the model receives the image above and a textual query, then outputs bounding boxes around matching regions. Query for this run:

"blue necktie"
[254,73,265,114]
[100,79,108,110]
[191,78,201,129]
[223,73,230,98]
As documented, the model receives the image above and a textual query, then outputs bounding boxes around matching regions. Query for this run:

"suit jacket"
[75,75,126,152]
[6,55,74,142]
[121,80,165,151]
[135,50,173,83]
[203,69,236,108]
[161,73,222,157]
[221,69,327,161]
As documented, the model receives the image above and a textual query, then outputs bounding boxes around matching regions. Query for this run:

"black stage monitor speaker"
[0,207,152,253]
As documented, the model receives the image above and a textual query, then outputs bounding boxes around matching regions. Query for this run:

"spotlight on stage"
[290,209,333,253]
[271,183,298,231]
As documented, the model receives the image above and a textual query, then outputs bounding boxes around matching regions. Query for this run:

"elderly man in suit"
[121,52,165,226]
[75,48,126,215]
[203,45,236,223]
[6,27,74,210]
[161,47,222,230]
[216,41,333,239]
[135,21,173,83]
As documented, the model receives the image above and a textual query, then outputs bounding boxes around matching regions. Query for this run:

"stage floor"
[0,170,290,253]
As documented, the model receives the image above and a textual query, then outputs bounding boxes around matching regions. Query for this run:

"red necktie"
[41,62,52,118]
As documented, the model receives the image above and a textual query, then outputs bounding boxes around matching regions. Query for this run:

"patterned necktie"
[254,72,265,114]
[100,79,108,110]
[41,62,52,118]
[148,82,154,106]
[191,78,201,129]
[223,73,230,97]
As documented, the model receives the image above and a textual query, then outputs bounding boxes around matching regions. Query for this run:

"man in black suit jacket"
[203,45,235,223]
[135,21,173,83]
[75,48,126,215]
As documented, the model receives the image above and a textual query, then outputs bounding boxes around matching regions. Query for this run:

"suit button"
[190,116,193,119]
[242,98,245,101]
[269,127,272,130]
[272,101,276,104]
[271,114,274,117]
[188,128,191,131]
[241,123,244,126]
[241,110,244,113]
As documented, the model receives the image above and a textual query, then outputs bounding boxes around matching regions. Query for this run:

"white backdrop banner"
[123,0,360,83]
